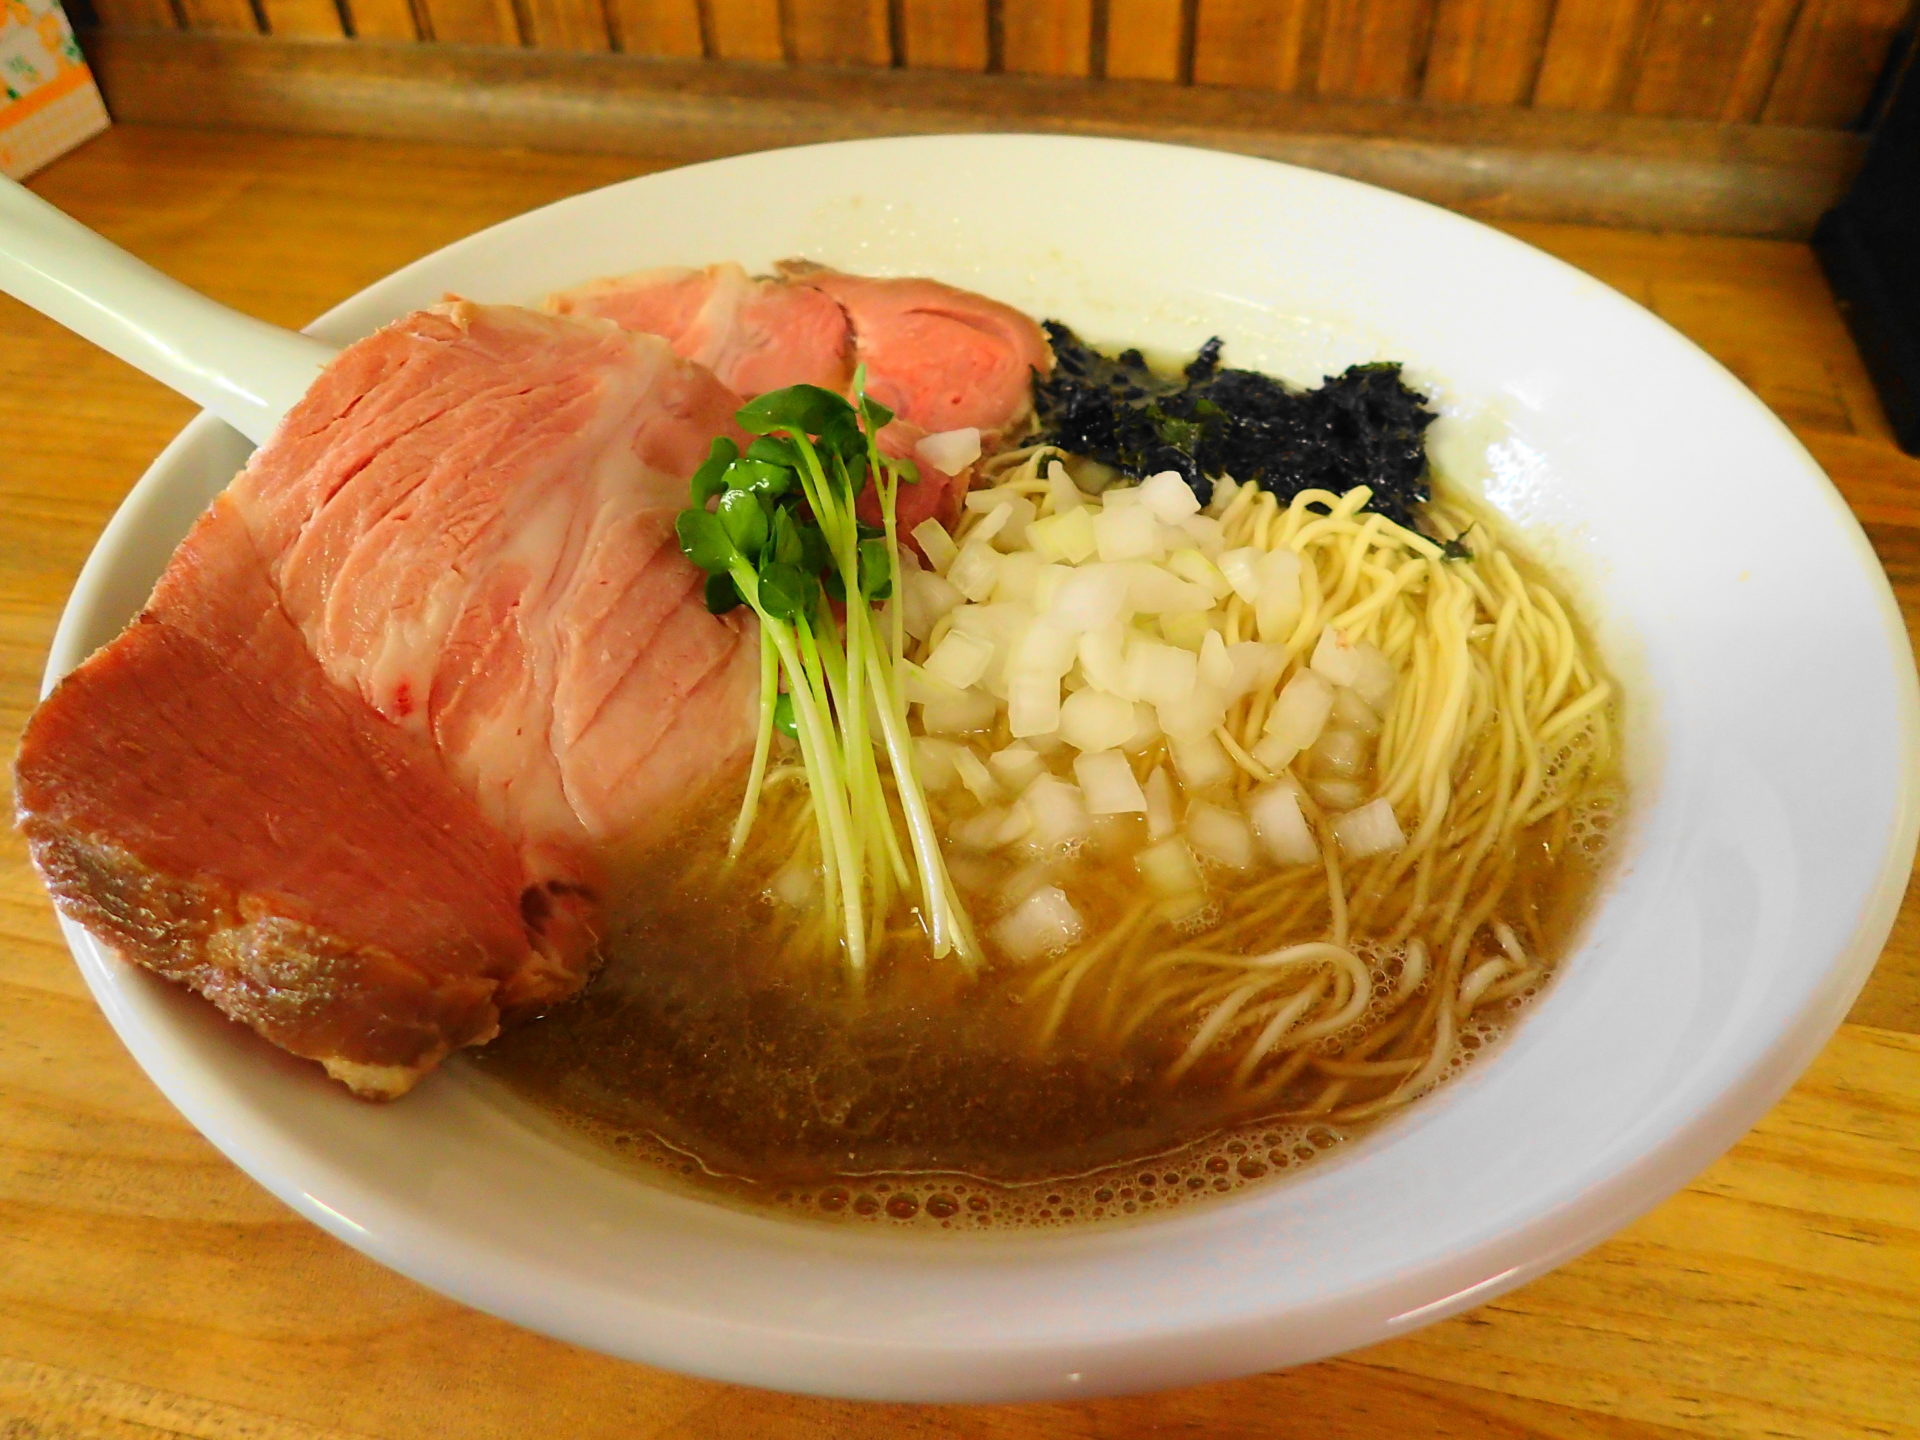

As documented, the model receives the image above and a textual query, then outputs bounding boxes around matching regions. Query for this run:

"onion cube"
[1073,749,1148,814]
[988,742,1046,790]
[1332,797,1406,857]
[912,518,959,573]
[1028,507,1098,564]
[1252,733,1300,773]
[1137,836,1204,897]
[1177,515,1226,555]
[1122,701,1162,753]
[1169,729,1233,789]
[911,736,963,791]
[1198,630,1233,688]
[1350,644,1396,710]
[1310,626,1365,687]
[1052,565,1132,632]
[1249,781,1318,866]
[899,564,964,641]
[1123,640,1199,706]
[992,885,1086,962]
[1046,459,1086,512]
[1012,619,1079,679]
[948,541,1001,603]
[1157,682,1229,740]
[1332,684,1383,734]
[1158,610,1214,651]
[1168,547,1233,600]
[1094,501,1162,562]
[1263,668,1335,750]
[1022,774,1090,847]
[1139,469,1202,522]
[1311,777,1367,811]
[1217,547,1265,603]
[917,426,982,474]
[925,628,995,690]
[1008,672,1061,737]
[1059,686,1138,752]
[1311,726,1369,779]
[952,746,1002,803]
[1186,801,1257,869]
[919,686,998,735]
[1144,766,1178,840]
[1227,642,1286,697]
[1127,565,1214,615]
[1077,626,1129,693]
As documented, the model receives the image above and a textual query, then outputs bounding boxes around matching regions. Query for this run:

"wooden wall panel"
[1317,0,1435,99]
[1764,0,1913,126]
[1422,0,1554,105]
[415,0,518,44]
[89,0,180,26]
[522,0,612,49]
[344,0,421,38]
[176,0,260,32]
[1626,0,1803,121]
[1106,0,1185,80]
[259,0,343,35]
[708,0,785,60]
[1002,0,1094,75]
[606,0,701,54]
[790,0,891,63]
[1192,0,1313,90]
[1532,0,1651,110]
[900,0,989,68]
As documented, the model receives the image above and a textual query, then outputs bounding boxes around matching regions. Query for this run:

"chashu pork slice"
[16,303,759,1098]
[547,261,1053,535]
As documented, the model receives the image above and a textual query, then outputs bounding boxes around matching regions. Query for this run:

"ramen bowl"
[46,135,1919,1401]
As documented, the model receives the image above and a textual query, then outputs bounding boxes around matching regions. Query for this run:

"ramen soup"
[477,339,1622,1227]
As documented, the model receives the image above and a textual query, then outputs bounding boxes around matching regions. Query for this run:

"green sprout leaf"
[756,561,815,622]
[857,537,893,601]
[737,384,853,439]
[690,437,739,506]
[716,488,770,561]
[676,508,736,575]
[745,436,801,468]
[705,572,743,613]
[772,691,798,740]
[724,457,794,497]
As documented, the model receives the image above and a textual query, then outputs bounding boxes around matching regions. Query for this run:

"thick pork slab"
[16,303,758,1098]
[547,262,1053,533]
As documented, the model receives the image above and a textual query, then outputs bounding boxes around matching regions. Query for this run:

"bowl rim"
[42,132,1920,1401]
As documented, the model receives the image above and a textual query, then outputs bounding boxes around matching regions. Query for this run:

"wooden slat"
[413,0,517,44]
[258,0,343,37]
[87,0,180,28]
[82,31,1866,239]
[1627,0,1806,122]
[175,0,260,33]
[1532,0,1652,110]
[1105,0,1185,81]
[343,0,420,39]
[1763,0,1913,127]
[1316,0,1436,100]
[899,0,989,69]
[706,0,784,61]
[1192,0,1314,90]
[1001,0,1093,75]
[788,0,890,64]
[608,0,702,56]
[1422,0,1554,105]
[521,0,612,51]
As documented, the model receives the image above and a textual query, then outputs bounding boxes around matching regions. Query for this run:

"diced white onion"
[917,426,982,474]
[1058,686,1138,752]
[1126,565,1214,615]
[1137,836,1204,897]
[1027,507,1098,564]
[1310,726,1368,779]
[952,746,1001,803]
[1249,780,1318,866]
[1046,459,1086,512]
[1310,626,1365,687]
[1122,701,1162,753]
[1157,682,1228,740]
[1263,668,1335,750]
[1167,548,1232,601]
[1198,630,1233,687]
[1168,729,1233,789]
[1158,610,1214,650]
[1217,547,1265,603]
[1255,550,1304,640]
[992,885,1086,962]
[948,541,1001,603]
[1332,797,1406,857]
[1144,766,1177,841]
[1350,644,1396,710]
[1139,470,1202,522]
[1186,801,1257,869]
[1178,514,1226,555]
[1051,565,1132,632]
[912,735,963,790]
[1073,749,1148,814]
[912,517,958,573]
[989,496,1037,551]
[1122,640,1199,707]
[1022,774,1090,847]
[918,687,998,735]
[988,742,1046,790]
[898,564,964,641]
[952,805,1014,851]
[1331,684,1382,734]
[1252,733,1300,773]
[1008,671,1061,737]
[1227,641,1286,697]
[1093,501,1162,562]
[1011,619,1078,679]
[1311,777,1367,811]
[925,627,995,690]
[991,549,1044,605]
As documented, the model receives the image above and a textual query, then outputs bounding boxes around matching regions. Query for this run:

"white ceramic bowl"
[45,136,1919,1401]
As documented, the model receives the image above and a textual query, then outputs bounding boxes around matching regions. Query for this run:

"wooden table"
[3,125,1915,1440]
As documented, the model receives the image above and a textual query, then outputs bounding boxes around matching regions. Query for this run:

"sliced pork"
[16,303,759,1098]
[546,261,1053,531]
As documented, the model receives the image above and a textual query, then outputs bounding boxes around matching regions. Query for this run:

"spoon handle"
[0,177,334,446]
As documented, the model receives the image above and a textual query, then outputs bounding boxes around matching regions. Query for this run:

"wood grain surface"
[1,124,1917,1440]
